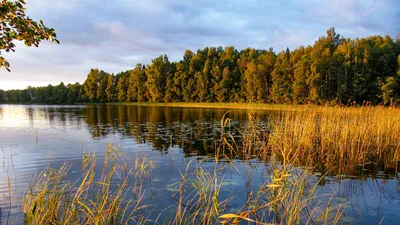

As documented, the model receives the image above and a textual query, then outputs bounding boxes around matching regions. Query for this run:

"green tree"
[379,76,399,105]
[136,65,148,102]
[310,28,342,102]
[0,89,4,103]
[215,67,230,102]
[53,82,68,104]
[2,27,399,105]
[105,75,116,102]
[44,85,54,103]
[256,48,275,102]
[79,84,88,102]
[67,82,82,103]
[164,62,177,102]
[173,63,187,102]
[96,71,109,103]
[116,75,128,102]
[177,50,197,102]
[271,48,294,103]
[221,47,241,102]
[293,46,313,103]
[146,55,171,102]
[333,39,355,103]
[127,65,148,102]
[0,0,59,71]
[243,58,258,102]
[127,69,138,102]
[83,69,100,102]
[237,48,256,102]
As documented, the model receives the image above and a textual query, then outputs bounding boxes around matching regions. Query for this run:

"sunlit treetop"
[0,0,59,71]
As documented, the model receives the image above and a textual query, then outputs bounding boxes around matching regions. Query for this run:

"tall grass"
[22,144,153,224]
[156,114,344,224]
[265,106,400,174]
[214,115,344,225]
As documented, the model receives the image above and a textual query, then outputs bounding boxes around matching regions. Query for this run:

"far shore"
[2,102,397,113]
[103,102,381,111]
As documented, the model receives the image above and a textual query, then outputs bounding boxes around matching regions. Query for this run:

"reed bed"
[264,106,400,174]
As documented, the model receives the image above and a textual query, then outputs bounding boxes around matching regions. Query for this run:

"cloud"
[1,0,399,90]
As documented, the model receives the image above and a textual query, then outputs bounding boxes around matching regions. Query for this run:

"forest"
[1,28,400,105]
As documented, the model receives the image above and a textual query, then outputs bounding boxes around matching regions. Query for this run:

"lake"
[0,104,399,224]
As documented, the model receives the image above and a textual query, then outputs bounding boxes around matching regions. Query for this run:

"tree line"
[1,28,400,105]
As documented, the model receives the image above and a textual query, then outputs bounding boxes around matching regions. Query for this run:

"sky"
[0,0,399,90]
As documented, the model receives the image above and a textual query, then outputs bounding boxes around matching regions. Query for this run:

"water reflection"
[86,105,255,156]
[1,104,399,175]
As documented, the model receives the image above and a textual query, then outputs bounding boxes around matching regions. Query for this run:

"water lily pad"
[368,211,377,217]
[336,197,347,203]
[228,180,238,185]
[341,216,355,223]
[341,204,350,209]
[166,182,179,187]
[222,180,239,186]
[165,187,179,192]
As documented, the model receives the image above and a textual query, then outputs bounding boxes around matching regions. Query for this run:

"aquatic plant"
[265,106,400,175]
[22,144,152,224]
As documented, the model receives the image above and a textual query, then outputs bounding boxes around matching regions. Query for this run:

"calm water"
[0,104,399,224]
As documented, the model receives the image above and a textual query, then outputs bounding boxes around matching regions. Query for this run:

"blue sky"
[0,0,399,90]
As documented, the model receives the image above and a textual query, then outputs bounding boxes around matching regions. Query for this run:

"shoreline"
[105,102,321,111]
[2,102,398,113]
